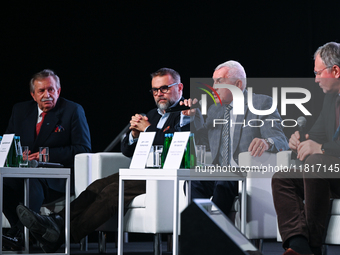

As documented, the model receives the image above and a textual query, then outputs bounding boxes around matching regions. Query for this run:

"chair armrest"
[91,152,131,179]
[74,152,131,197]
[238,151,278,239]
[75,153,94,197]
[238,151,277,168]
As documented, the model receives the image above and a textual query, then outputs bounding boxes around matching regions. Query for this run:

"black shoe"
[2,234,23,251]
[2,225,24,251]
[16,205,64,243]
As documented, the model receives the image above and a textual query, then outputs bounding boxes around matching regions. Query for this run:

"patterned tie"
[36,112,47,136]
[221,104,233,166]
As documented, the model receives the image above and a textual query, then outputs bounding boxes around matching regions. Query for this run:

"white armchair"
[74,152,131,251]
[276,150,340,247]
[237,151,278,251]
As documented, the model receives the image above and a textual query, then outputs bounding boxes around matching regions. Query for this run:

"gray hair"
[314,42,340,68]
[30,69,60,93]
[215,60,247,89]
[150,67,181,84]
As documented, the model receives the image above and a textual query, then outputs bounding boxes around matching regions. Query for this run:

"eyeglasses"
[314,66,333,76]
[149,82,178,95]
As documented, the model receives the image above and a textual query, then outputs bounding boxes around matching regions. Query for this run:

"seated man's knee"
[305,154,326,166]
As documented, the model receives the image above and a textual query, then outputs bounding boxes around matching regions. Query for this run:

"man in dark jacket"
[3,69,91,250]
[273,42,340,255]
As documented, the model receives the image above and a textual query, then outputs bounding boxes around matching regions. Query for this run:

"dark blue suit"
[4,97,91,227]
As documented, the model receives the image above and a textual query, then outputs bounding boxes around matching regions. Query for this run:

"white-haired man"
[182,60,289,216]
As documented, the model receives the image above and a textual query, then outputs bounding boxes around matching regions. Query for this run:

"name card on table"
[163,131,190,169]
[0,134,15,167]
[129,132,156,169]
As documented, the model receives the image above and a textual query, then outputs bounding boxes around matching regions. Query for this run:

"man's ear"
[178,83,184,92]
[334,65,340,79]
[31,92,37,102]
[235,80,243,89]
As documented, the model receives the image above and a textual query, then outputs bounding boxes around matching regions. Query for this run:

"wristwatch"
[264,138,274,149]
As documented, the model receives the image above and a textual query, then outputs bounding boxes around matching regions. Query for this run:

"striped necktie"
[221,104,233,166]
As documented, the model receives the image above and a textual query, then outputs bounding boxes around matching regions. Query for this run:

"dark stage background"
[1,1,339,152]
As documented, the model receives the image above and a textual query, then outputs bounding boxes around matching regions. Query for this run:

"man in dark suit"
[182,60,289,216]
[16,68,203,253]
[121,67,201,156]
[3,69,91,250]
[272,42,340,255]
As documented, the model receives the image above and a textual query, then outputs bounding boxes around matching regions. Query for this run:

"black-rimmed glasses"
[149,82,179,95]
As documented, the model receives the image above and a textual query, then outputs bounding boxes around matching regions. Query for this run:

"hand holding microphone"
[289,117,308,152]
[173,98,199,116]
[290,116,307,160]
[290,117,321,161]
[297,116,307,142]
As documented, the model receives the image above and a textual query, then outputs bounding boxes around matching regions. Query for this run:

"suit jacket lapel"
[233,90,248,154]
[23,105,38,148]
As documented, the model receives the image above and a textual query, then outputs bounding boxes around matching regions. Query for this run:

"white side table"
[0,167,70,255]
[117,168,247,255]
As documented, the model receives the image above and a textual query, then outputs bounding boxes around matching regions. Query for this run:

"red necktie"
[36,112,47,136]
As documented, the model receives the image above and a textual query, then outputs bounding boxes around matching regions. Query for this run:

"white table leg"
[172,177,179,255]
[117,176,124,255]
[24,179,29,253]
[241,178,247,234]
[65,176,70,255]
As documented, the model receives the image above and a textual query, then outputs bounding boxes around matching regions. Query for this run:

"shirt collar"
[37,105,43,117]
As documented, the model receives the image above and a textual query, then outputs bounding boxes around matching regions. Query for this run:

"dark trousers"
[3,178,64,227]
[191,180,238,216]
[59,172,146,243]
[272,154,340,249]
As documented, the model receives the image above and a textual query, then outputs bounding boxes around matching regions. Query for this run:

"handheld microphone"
[165,104,200,113]
[297,116,307,142]
[27,160,64,168]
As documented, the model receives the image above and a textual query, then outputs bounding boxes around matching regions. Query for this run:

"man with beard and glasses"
[121,67,202,156]
[16,67,203,253]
